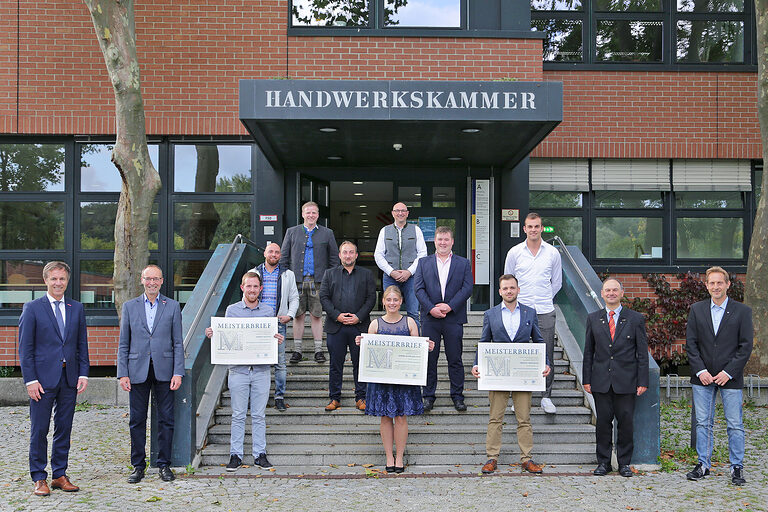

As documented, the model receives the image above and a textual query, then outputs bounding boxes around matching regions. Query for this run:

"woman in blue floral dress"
[357,285,434,473]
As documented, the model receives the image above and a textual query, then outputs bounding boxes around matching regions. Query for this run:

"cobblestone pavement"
[1,400,766,512]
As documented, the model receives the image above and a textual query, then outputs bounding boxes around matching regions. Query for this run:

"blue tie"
[54,300,65,339]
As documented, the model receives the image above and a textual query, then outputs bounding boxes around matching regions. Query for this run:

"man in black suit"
[414,226,473,412]
[319,240,376,412]
[583,277,648,478]
[18,261,89,496]
[685,266,752,486]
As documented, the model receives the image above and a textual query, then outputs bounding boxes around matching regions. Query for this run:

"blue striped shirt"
[260,265,279,314]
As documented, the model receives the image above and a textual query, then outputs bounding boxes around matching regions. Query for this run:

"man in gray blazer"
[280,201,339,364]
[118,265,184,484]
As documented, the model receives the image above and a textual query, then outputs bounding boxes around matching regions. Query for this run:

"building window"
[291,0,465,29]
[80,202,159,250]
[542,215,583,249]
[533,0,754,67]
[173,259,207,306]
[530,191,583,208]
[594,191,663,209]
[676,217,743,259]
[596,216,664,259]
[292,0,370,27]
[173,144,253,193]
[80,143,159,192]
[0,260,47,308]
[173,202,251,250]
[0,201,65,250]
[384,0,461,27]
[80,260,115,309]
[0,143,65,192]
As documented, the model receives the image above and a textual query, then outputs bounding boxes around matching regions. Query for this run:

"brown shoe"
[33,480,50,496]
[325,399,341,411]
[522,460,544,474]
[51,475,79,492]
[355,399,366,411]
[481,459,498,474]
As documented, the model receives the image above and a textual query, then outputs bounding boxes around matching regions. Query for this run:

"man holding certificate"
[205,271,284,472]
[471,274,551,474]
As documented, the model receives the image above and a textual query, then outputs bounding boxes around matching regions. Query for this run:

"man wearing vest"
[374,202,428,330]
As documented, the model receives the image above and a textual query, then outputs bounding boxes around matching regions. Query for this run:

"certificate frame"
[477,342,546,392]
[210,316,278,365]
[358,333,429,386]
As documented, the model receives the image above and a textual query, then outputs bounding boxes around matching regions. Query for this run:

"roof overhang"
[239,79,562,170]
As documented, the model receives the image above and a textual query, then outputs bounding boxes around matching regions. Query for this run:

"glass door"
[299,174,331,227]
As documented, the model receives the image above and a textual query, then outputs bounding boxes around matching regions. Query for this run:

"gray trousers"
[537,311,556,398]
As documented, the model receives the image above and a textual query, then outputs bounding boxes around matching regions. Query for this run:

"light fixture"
[353,181,364,185]
[462,128,481,134]
[447,156,462,161]
[319,127,337,133]
[327,156,342,160]
[359,205,367,208]
[414,193,421,197]
[354,192,363,196]
[360,212,368,216]
[393,143,403,151]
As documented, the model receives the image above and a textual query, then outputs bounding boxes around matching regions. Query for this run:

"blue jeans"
[228,365,270,459]
[692,384,744,468]
[382,273,420,331]
[274,323,287,399]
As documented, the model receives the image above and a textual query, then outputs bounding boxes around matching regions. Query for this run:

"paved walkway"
[1,401,766,511]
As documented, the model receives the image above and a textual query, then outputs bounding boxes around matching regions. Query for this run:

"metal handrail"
[547,235,603,310]
[182,233,262,353]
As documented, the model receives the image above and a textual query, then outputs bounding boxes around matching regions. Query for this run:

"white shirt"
[501,302,521,339]
[374,223,428,276]
[436,253,453,300]
[504,240,562,314]
[606,304,622,324]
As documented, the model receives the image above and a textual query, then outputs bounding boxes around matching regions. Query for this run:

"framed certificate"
[210,316,278,365]
[358,333,429,386]
[477,342,546,391]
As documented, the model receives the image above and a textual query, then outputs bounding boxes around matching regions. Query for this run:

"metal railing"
[548,235,603,310]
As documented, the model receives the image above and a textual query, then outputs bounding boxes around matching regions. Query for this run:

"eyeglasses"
[142,277,163,282]
[392,209,408,213]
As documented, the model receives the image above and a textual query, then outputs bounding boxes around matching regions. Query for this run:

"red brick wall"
[533,71,761,160]
[0,0,543,136]
[0,325,119,367]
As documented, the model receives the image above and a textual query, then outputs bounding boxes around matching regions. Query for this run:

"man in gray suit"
[118,265,184,484]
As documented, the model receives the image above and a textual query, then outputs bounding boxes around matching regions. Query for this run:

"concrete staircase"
[200,312,596,467]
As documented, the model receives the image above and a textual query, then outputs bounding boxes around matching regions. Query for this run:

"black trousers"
[326,325,365,401]
[129,362,175,469]
[421,319,464,400]
[593,387,636,466]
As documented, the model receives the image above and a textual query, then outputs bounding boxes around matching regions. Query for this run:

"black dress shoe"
[274,398,287,411]
[618,465,633,477]
[394,466,405,473]
[593,463,612,476]
[423,398,435,412]
[158,465,175,482]
[453,398,467,412]
[385,466,396,473]
[289,351,302,364]
[127,467,144,484]
[686,463,709,481]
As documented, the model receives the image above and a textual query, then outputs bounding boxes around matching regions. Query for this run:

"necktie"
[608,310,615,341]
[55,300,65,339]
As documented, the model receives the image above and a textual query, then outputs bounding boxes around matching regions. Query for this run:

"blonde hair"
[382,285,403,304]
[705,266,730,283]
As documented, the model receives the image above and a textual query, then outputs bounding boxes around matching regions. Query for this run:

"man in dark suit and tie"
[583,277,649,478]
[684,266,752,485]
[118,265,184,484]
[472,274,551,474]
[414,226,473,412]
[19,261,89,496]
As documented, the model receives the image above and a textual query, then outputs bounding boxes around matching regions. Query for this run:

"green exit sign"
[543,226,554,233]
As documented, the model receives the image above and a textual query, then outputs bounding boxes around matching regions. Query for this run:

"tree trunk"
[745,0,768,375]
[83,0,161,319]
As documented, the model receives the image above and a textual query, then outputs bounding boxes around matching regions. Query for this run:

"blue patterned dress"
[365,316,424,417]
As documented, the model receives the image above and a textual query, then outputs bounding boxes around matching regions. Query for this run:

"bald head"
[392,202,409,226]
[600,277,624,308]
[264,242,281,267]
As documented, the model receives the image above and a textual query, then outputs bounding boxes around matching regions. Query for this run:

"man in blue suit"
[118,265,184,484]
[19,261,89,496]
[414,226,473,412]
[472,274,551,474]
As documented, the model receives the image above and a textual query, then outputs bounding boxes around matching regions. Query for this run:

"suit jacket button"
[610,356,613,359]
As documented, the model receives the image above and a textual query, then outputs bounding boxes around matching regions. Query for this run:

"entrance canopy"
[239,79,562,170]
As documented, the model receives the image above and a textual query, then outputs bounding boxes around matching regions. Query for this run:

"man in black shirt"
[319,241,376,412]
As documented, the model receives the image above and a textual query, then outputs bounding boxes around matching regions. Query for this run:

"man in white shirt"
[503,212,562,414]
[374,202,428,329]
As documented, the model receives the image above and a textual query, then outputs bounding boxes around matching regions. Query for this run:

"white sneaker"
[541,397,557,414]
